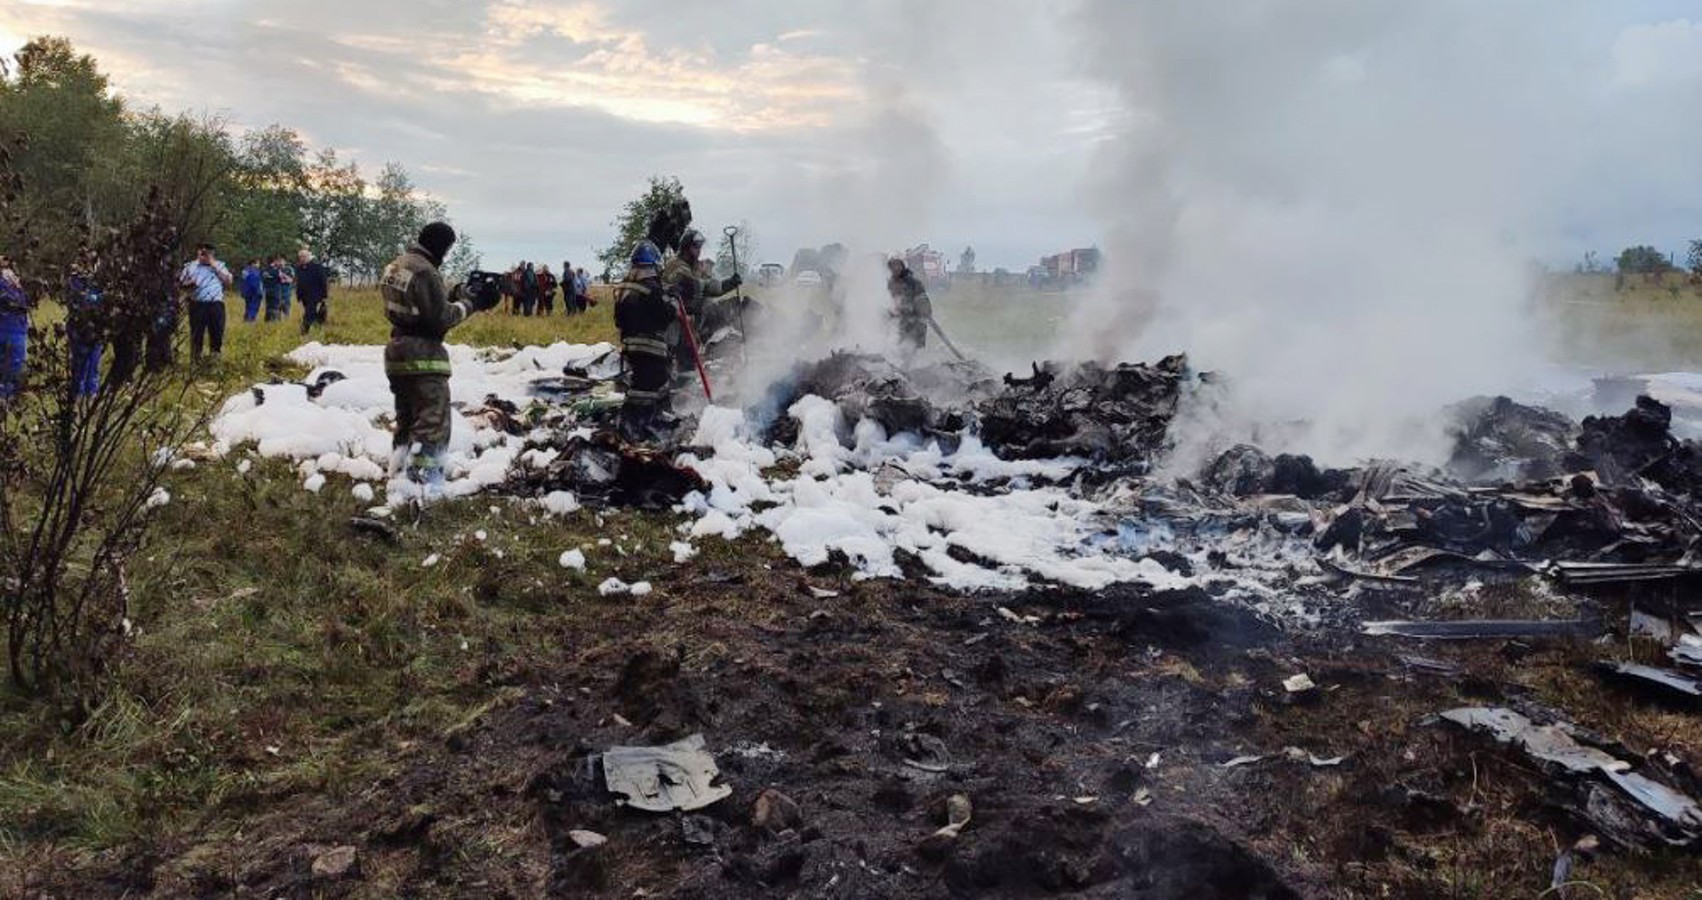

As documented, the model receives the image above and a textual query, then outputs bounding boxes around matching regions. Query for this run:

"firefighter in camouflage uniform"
[886,256,932,363]
[662,228,741,369]
[615,240,679,443]
[380,222,499,494]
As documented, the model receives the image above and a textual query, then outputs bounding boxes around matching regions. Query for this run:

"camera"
[462,270,505,311]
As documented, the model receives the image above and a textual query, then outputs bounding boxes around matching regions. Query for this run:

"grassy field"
[0,288,637,865]
[1541,272,1702,371]
[8,276,1702,895]
[172,286,621,394]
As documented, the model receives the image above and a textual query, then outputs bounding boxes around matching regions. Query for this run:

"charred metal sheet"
[1553,561,1702,586]
[1319,558,1419,587]
[1439,706,1702,849]
[1364,615,1602,641]
[1596,662,1702,701]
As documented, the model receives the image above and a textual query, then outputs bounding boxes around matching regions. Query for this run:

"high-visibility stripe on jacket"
[382,245,471,377]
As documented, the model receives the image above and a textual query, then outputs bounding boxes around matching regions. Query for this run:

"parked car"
[758,263,785,286]
[793,270,823,287]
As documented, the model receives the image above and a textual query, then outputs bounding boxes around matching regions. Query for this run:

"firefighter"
[662,228,740,368]
[379,222,499,496]
[614,240,678,443]
[886,256,931,362]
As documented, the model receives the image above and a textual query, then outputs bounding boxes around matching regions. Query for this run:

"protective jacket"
[662,256,730,322]
[888,269,932,349]
[888,270,932,322]
[614,273,675,364]
[381,244,472,376]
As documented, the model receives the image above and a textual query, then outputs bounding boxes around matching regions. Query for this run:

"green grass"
[1542,272,1702,371]
[0,285,640,862]
[181,286,620,393]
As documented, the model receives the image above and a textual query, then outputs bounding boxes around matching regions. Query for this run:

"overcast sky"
[3,1,1702,272]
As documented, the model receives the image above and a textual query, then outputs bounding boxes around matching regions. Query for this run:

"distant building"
[1039,247,1100,287]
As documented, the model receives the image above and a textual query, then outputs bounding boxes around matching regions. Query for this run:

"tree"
[957,246,976,274]
[363,162,421,277]
[442,231,481,281]
[597,175,687,276]
[0,140,207,713]
[300,148,367,278]
[1687,240,1702,277]
[1616,245,1671,275]
[221,124,307,264]
[0,36,128,273]
[127,112,238,256]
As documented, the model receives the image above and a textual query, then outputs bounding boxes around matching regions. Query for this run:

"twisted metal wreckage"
[270,329,1702,855]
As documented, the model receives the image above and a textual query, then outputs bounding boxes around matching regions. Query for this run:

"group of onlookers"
[239,249,330,333]
[0,240,611,402]
[0,242,333,400]
[503,261,592,316]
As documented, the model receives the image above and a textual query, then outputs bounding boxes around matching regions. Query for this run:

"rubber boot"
[618,405,654,444]
[408,445,447,502]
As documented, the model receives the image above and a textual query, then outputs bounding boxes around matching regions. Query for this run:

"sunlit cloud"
[430,0,863,129]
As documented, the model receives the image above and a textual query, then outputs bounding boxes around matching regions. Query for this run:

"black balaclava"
[417,222,456,266]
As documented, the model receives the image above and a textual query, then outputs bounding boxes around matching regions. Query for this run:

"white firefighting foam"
[208,342,1191,594]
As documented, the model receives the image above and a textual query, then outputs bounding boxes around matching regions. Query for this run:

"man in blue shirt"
[0,254,28,400]
[66,248,104,397]
[240,259,264,322]
[179,242,233,362]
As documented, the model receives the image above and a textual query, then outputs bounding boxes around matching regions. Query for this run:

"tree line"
[1574,244,1702,279]
[0,36,477,288]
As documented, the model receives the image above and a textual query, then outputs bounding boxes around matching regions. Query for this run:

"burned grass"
[10,490,1702,898]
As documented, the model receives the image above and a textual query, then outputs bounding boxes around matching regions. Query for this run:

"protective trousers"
[389,372,452,482]
[619,354,671,442]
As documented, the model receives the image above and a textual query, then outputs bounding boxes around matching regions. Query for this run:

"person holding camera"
[379,222,499,496]
[179,242,233,362]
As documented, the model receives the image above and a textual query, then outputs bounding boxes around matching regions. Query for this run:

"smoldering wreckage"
[204,326,1702,896]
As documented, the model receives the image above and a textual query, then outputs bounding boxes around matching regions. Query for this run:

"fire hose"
[927,316,968,362]
[675,295,714,402]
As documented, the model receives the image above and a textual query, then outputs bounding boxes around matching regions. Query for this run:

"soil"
[21,556,1702,898]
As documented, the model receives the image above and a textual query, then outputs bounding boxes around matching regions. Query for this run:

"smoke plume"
[1064,1,1609,467]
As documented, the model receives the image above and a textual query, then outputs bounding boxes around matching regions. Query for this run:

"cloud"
[1612,19,1702,88]
[1,0,1699,284]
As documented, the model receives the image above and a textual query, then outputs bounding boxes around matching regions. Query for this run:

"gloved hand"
[722,273,742,292]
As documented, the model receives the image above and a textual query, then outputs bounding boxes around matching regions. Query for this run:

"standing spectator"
[146,263,179,372]
[240,259,264,322]
[575,266,592,312]
[114,254,179,382]
[506,265,523,315]
[262,255,284,321]
[180,242,233,362]
[537,264,557,316]
[0,253,28,400]
[66,248,104,397]
[519,262,539,316]
[296,248,331,334]
[277,255,297,317]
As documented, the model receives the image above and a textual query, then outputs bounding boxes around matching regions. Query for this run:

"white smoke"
[1063,1,1619,467]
